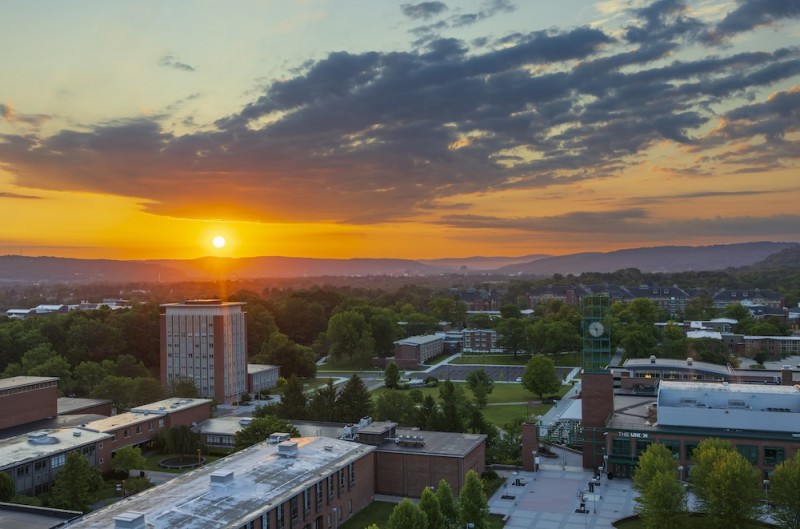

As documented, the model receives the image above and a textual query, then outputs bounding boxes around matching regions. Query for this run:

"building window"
[348,463,355,484]
[304,488,311,513]
[136,425,142,434]
[635,439,653,457]
[51,454,66,469]
[124,428,130,438]
[611,438,630,456]
[276,503,285,529]
[685,442,700,460]
[262,512,270,529]
[662,440,681,459]
[736,445,759,465]
[764,447,785,466]
[316,481,323,507]
[328,475,334,502]
[290,496,298,521]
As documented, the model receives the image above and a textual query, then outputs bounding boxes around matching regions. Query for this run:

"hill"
[498,242,798,276]
[0,242,795,283]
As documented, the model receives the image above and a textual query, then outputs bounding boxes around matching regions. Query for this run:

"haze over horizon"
[1,0,799,261]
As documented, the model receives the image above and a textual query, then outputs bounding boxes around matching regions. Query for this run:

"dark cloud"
[436,211,800,239]
[0,6,797,237]
[159,54,196,72]
[0,191,43,199]
[717,0,800,34]
[401,2,448,20]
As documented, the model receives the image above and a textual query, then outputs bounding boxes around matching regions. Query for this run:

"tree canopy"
[522,355,561,399]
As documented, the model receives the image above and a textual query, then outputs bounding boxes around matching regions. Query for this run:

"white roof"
[0,428,111,471]
[69,437,375,529]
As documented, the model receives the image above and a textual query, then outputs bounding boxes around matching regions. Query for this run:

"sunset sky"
[1,0,799,261]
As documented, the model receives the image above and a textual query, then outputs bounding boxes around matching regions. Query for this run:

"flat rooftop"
[132,398,211,415]
[196,416,253,437]
[57,397,111,416]
[0,376,59,391]
[0,504,81,529]
[377,428,486,458]
[247,364,279,374]
[0,428,111,470]
[68,437,376,529]
[394,335,442,345]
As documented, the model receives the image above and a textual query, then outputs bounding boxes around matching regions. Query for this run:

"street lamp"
[763,479,770,510]
[678,465,684,483]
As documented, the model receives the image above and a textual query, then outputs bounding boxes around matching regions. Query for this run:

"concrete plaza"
[489,461,638,529]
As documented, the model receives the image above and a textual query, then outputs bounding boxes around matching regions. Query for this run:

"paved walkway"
[489,464,638,529]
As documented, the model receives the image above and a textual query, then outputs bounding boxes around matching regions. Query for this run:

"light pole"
[763,479,770,510]
[678,465,684,483]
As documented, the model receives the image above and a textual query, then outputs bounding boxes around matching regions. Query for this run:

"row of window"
[238,464,357,529]
[0,380,57,397]
[611,437,788,467]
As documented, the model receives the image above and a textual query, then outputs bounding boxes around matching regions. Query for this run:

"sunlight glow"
[212,235,226,249]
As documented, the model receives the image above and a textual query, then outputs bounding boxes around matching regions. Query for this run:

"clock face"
[588,321,605,337]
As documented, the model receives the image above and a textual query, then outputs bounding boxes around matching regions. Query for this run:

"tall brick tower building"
[160,299,247,405]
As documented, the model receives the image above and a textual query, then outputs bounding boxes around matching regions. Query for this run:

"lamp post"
[763,479,770,510]
[678,465,684,483]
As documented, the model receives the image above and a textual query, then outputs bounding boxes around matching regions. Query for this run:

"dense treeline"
[0,247,797,401]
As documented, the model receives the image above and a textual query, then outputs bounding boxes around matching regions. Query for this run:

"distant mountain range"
[0,242,796,283]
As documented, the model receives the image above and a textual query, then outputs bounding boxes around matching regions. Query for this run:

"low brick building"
[0,377,59,430]
[393,335,444,369]
[66,437,376,529]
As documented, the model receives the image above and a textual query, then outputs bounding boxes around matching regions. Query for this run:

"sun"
[212,235,226,249]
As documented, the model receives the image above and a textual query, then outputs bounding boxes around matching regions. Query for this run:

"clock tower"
[580,295,614,470]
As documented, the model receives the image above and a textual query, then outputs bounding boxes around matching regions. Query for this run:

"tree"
[307,379,339,422]
[233,416,300,452]
[157,425,199,458]
[436,479,458,529]
[437,380,467,432]
[419,486,445,529]
[387,498,427,529]
[633,444,687,529]
[49,452,102,512]
[169,376,199,398]
[258,332,317,379]
[336,374,373,423]
[112,446,146,475]
[769,453,800,529]
[384,360,400,389]
[0,472,13,502]
[375,389,415,425]
[496,318,527,356]
[636,471,689,529]
[522,355,561,399]
[326,310,375,365]
[465,369,494,409]
[690,438,761,529]
[458,470,489,529]
[278,375,307,419]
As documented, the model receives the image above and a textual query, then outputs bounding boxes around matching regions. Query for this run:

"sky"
[1,0,799,261]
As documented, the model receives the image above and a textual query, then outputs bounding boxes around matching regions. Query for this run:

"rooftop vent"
[278,440,299,458]
[396,435,425,447]
[73,430,81,437]
[239,418,253,427]
[114,512,146,529]
[649,355,656,364]
[686,358,693,366]
[27,431,59,445]
[210,470,234,487]
[359,416,372,428]
[268,432,290,444]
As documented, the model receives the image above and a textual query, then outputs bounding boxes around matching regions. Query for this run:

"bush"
[424,376,439,385]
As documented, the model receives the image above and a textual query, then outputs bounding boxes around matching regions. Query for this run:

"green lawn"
[340,500,506,529]
[340,501,396,529]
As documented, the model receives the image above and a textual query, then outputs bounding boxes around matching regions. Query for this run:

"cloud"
[0,4,797,239]
[435,210,800,239]
[0,103,51,127]
[401,2,448,20]
[0,191,43,199]
[159,54,196,72]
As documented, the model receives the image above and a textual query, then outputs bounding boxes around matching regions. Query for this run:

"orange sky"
[1,1,798,260]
